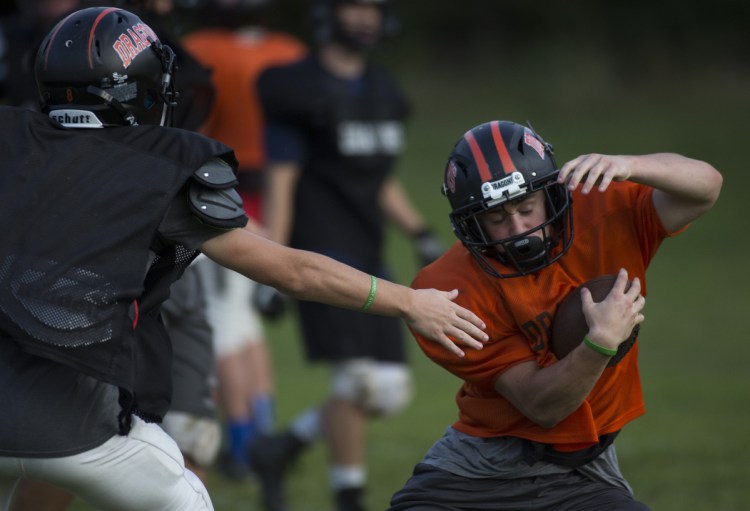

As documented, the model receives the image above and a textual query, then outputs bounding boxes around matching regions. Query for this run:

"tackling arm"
[200,228,487,356]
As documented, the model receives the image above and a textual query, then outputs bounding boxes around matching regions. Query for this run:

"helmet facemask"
[443,121,574,279]
[450,178,572,278]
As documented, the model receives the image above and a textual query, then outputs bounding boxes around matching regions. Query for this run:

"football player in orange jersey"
[388,120,722,511]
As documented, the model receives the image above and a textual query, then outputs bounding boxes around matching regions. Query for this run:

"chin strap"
[85,85,139,126]
[148,37,178,127]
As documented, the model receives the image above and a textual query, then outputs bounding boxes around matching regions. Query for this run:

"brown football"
[550,274,639,367]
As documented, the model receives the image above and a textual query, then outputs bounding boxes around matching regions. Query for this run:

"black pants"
[389,463,651,511]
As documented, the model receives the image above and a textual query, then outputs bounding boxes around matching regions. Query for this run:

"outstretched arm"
[558,152,723,232]
[200,228,487,357]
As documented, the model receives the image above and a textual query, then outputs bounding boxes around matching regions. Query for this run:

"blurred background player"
[181,0,307,480]
[250,1,444,510]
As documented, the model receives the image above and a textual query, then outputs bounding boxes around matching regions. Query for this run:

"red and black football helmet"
[35,6,177,127]
[442,120,573,278]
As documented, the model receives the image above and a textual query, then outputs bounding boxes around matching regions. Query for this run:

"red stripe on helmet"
[490,120,517,173]
[88,8,120,69]
[464,130,492,183]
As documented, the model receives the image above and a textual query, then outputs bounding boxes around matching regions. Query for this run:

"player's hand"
[252,283,289,320]
[405,288,488,358]
[558,154,635,194]
[413,228,444,267]
[581,268,645,350]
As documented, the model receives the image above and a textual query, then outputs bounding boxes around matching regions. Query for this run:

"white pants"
[0,416,213,511]
[201,261,264,357]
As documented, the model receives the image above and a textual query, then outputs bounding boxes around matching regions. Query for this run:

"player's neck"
[318,44,367,80]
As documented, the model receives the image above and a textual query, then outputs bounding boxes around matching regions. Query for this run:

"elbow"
[526,410,564,429]
[518,402,568,429]
[707,166,724,205]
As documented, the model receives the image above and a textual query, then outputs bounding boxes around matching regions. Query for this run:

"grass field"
[65,47,750,511]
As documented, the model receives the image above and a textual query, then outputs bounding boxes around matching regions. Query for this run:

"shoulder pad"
[188,160,246,229]
[192,158,239,189]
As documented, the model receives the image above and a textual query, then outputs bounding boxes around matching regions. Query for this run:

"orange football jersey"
[413,182,682,447]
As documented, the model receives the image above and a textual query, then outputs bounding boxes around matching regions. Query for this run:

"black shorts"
[389,463,651,511]
[296,300,405,363]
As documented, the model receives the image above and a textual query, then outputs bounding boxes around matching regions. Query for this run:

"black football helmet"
[442,120,573,278]
[35,7,177,127]
[311,0,398,52]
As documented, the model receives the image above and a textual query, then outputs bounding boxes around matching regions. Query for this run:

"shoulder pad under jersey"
[188,159,247,229]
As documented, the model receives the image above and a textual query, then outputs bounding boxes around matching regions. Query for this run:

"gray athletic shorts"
[389,463,651,511]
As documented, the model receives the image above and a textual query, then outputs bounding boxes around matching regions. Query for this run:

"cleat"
[248,431,306,511]
[336,486,366,511]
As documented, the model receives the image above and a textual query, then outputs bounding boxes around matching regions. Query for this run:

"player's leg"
[326,359,413,511]
[1,416,213,511]
[322,396,367,510]
[160,411,221,484]
[245,338,276,435]
[0,475,20,510]
[390,463,651,511]
[206,265,273,479]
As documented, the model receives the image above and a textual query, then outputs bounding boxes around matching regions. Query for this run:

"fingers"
[434,334,466,358]
[559,153,602,192]
[410,289,488,358]
[442,289,488,345]
[582,270,646,347]
[558,154,625,194]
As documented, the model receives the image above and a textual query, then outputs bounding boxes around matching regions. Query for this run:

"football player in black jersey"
[0,7,486,511]
[251,1,444,510]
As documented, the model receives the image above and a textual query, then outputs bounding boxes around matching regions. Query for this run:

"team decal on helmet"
[523,130,546,160]
[444,159,458,195]
[112,23,159,70]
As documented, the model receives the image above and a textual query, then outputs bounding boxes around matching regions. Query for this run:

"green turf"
[65,51,749,511]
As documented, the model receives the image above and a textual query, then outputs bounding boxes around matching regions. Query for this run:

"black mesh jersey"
[0,106,245,451]
[259,55,410,273]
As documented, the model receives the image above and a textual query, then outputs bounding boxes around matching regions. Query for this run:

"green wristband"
[360,275,377,312]
[583,336,618,357]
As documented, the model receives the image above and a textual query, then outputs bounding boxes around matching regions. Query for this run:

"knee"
[331,359,413,417]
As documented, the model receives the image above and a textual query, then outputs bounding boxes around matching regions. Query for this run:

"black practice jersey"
[0,106,244,455]
[0,192,225,457]
[259,55,410,272]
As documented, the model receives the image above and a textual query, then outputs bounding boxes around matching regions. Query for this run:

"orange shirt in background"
[182,28,306,221]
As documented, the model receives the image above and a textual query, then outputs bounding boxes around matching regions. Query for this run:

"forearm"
[277,247,412,316]
[263,162,299,244]
[627,153,722,204]
[202,228,488,355]
[379,177,428,235]
[496,345,610,428]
